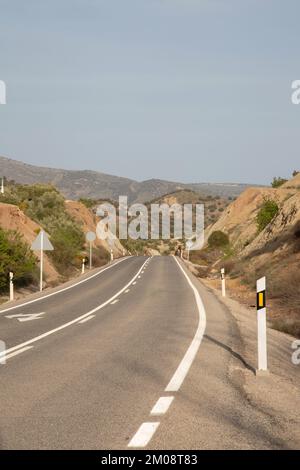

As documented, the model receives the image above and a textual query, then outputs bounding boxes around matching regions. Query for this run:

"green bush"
[271,177,287,188]
[0,228,37,292]
[79,198,98,209]
[256,198,279,232]
[1,183,85,274]
[208,230,229,248]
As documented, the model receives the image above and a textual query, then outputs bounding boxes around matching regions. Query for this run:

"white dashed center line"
[110,299,119,305]
[150,396,174,416]
[128,422,160,448]
[127,257,206,448]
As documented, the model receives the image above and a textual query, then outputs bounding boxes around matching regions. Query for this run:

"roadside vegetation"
[188,173,300,338]
[256,198,279,232]
[0,181,87,279]
[271,176,288,188]
[0,227,38,293]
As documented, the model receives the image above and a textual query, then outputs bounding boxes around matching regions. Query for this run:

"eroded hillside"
[191,174,300,336]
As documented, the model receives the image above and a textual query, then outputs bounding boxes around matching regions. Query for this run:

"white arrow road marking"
[5,312,45,322]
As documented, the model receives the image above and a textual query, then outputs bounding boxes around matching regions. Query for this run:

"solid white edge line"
[78,315,95,324]
[128,422,160,448]
[3,346,33,361]
[150,396,174,416]
[165,256,206,392]
[0,258,149,360]
[0,257,130,314]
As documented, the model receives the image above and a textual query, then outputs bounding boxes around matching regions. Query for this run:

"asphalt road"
[0,256,296,449]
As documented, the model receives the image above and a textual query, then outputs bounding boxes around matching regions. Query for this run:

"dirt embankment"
[65,200,125,256]
[0,202,59,284]
[197,175,300,336]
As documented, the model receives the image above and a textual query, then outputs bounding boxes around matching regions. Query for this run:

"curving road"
[0,256,297,449]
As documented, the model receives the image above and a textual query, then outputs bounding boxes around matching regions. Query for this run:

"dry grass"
[271,318,300,338]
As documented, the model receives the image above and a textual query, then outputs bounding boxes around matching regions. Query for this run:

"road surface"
[0,256,298,449]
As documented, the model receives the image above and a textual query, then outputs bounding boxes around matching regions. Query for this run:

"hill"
[191,177,300,336]
[0,182,126,299]
[0,155,255,202]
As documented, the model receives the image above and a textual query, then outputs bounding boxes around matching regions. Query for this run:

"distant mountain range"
[0,155,261,202]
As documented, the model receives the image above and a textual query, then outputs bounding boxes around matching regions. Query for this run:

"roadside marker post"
[9,272,14,301]
[256,276,268,374]
[186,240,193,262]
[81,258,85,274]
[110,249,114,262]
[221,268,226,297]
[31,230,54,292]
[1,177,4,194]
[86,232,96,270]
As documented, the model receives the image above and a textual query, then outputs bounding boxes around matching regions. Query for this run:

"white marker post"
[110,249,114,262]
[40,230,44,291]
[9,272,14,301]
[256,276,268,374]
[82,258,85,274]
[0,177,4,194]
[186,240,193,262]
[31,230,54,292]
[86,232,96,270]
[221,268,226,297]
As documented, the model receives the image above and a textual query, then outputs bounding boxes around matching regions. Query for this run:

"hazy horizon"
[0,153,264,185]
[1,0,299,185]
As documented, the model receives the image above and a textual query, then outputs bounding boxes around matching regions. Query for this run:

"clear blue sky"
[0,0,299,184]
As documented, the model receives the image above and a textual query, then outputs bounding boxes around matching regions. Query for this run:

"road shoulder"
[197,274,300,448]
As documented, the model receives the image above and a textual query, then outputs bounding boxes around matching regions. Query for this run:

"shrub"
[271,176,287,188]
[208,230,229,248]
[0,228,38,292]
[42,215,84,271]
[79,198,98,209]
[256,198,279,232]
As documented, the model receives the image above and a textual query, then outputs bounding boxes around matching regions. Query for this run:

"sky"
[0,0,299,184]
